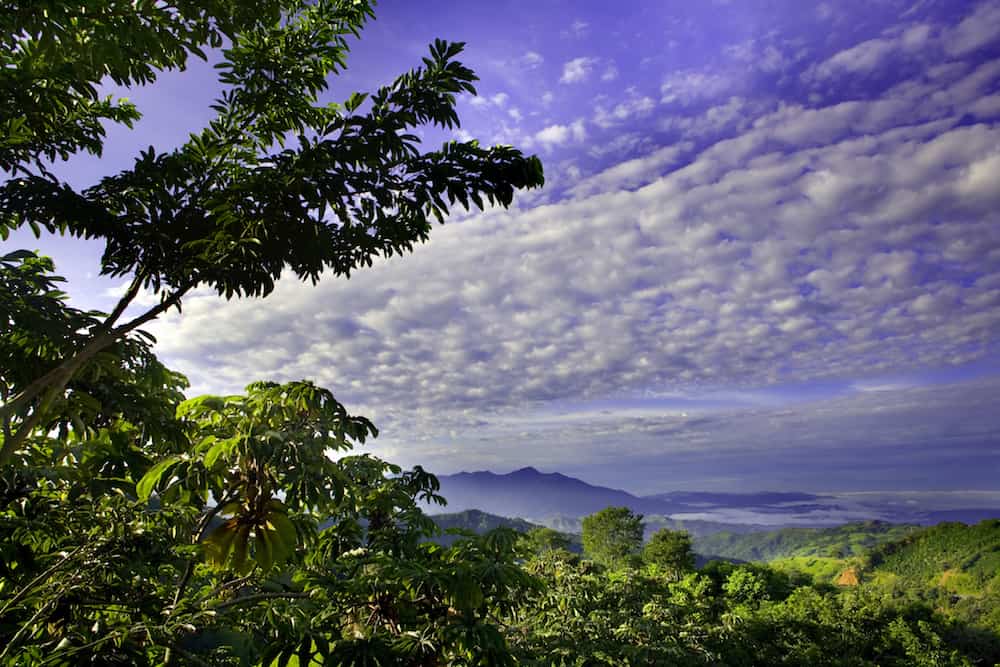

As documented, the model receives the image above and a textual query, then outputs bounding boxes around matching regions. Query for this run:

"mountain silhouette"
[432,466,682,520]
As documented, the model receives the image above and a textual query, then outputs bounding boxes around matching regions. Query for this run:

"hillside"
[548,513,766,539]
[860,520,1000,634]
[429,509,539,545]
[693,520,920,562]
[863,519,1000,588]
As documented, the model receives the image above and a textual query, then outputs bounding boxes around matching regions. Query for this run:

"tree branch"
[0,544,86,618]
[0,283,192,465]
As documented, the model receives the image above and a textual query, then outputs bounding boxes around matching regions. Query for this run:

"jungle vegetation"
[1,1,998,665]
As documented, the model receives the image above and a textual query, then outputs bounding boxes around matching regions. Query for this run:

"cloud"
[660,70,731,105]
[150,93,1000,431]
[133,0,1000,490]
[811,23,933,80]
[530,119,587,150]
[593,89,656,128]
[560,57,597,84]
[468,91,510,109]
[943,1,1000,56]
[811,2,1000,83]
[816,36,900,76]
[569,143,690,197]
[519,51,544,69]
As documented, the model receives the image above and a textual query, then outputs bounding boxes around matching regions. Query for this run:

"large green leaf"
[135,454,184,500]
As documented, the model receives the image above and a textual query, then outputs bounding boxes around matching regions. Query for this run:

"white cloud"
[811,2,1000,83]
[136,4,1000,482]
[150,98,1000,426]
[593,90,656,128]
[660,70,731,105]
[519,51,544,69]
[569,143,690,197]
[601,63,619,81]
[943,1,1000,56]
[534,124,569,146]
[532,119,586,149]
[815,37,899,76]
[560,57,597,84]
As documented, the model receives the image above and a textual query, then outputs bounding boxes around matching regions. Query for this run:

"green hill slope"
[859,520,1000,631]
[693,520,920,562]
[428,509,542,546]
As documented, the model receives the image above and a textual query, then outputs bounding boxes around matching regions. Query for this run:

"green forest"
[2,2,999,665]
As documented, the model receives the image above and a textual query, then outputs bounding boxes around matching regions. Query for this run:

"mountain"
[429,509,540,546]
[862,519,1000,591]
[546,513,766,539]
[431,467,772,535]
[645,490,825,507]
[433,466,676,520]
[431,467,999,532]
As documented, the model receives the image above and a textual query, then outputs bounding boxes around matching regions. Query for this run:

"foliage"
[1,0,548,663]
[693,520,920,562]
[0,0,544,462]
[768,555,852,586]
[521,527,575,557]
[581,506,644,568]
[3,5,1000,663]
[859,520,1000,637]
[0,0,293,173]
[429,509,540,548]
[1,370,534,665]
[643,528,696,577]
[499,543,999,666]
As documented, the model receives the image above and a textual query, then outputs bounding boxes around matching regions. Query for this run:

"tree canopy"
[581,506,644,567]
[644,528,696,576]
[0,0,544,462]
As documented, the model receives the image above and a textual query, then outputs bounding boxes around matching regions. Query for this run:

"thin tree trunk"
[0,284,190,465]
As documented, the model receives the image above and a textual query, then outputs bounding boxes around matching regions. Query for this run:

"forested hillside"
[860,520,1000,637]
[430,509,539,545]
[499,510,1000,666]
[694,520,921,561]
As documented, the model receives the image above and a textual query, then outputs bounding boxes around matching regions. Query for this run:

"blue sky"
[8,0,1000,495]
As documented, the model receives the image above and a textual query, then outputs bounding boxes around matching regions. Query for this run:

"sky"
[7,0,1000,496]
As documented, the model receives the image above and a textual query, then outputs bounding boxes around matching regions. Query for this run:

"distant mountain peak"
[510,466,542,475]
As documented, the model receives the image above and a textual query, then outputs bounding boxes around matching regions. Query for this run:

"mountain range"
[429,467,999,532]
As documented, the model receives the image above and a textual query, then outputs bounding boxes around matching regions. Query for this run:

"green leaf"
[136,454,184,500]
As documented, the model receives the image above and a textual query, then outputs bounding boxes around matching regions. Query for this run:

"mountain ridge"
[431,467,999,531]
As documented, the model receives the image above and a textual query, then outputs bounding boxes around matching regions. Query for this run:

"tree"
[581,506,644,568]
[0,0,544,462]
[1,374,534,664]
[1,2,544,662]
[521,526,572,557]
[643,528,696,577]
[0,0,297,174]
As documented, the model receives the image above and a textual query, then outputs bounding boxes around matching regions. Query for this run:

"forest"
[2,1,999,665]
